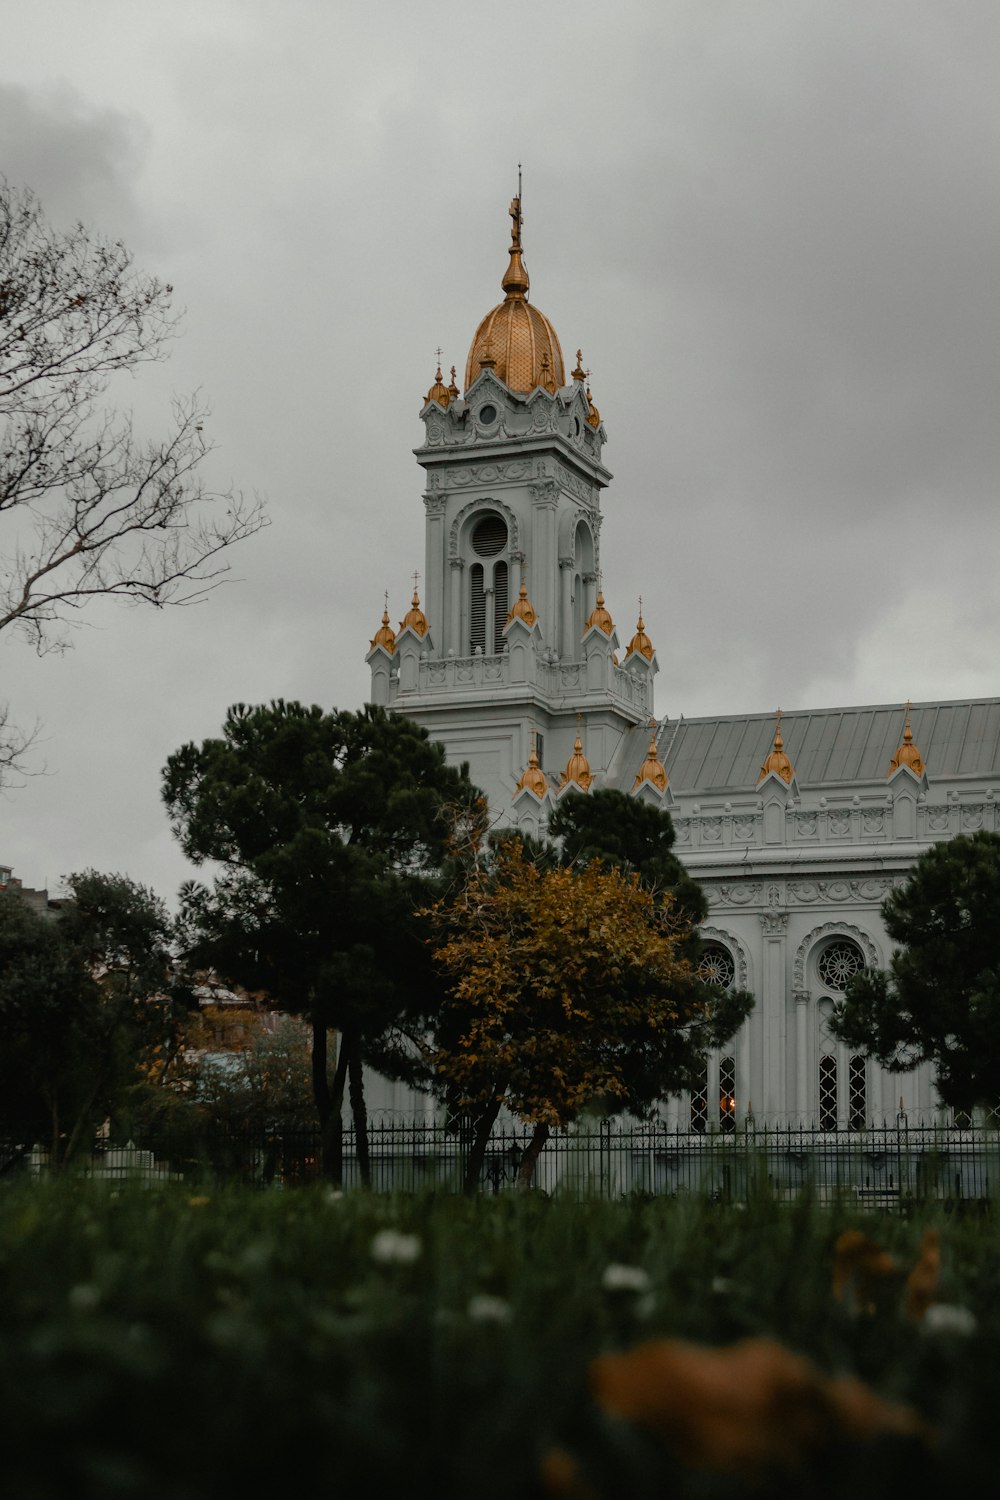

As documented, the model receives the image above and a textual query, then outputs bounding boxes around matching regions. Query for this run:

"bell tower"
[367,191,656,825]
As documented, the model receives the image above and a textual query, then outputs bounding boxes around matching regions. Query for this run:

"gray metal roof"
[647,698,1000,794]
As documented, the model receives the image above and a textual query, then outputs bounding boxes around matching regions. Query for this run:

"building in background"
[367,195,1000,1131]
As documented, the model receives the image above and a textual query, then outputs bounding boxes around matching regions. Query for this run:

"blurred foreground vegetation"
[1,1181,997,1498]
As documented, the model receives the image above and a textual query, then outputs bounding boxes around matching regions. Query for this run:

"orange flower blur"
[590,1336,930,1478]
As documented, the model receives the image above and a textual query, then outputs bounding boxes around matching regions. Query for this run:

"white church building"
[366,193,1000,1135]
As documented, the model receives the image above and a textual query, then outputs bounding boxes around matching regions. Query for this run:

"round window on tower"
[478,403,498,427]
[816,938,866,991]
[697,942,736,991]
[471,512,508,558]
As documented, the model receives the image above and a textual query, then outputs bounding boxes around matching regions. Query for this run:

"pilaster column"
[559,556,575,660]
[449,557,463,656]
[759,909,789,1121]
[793,989,810,1124]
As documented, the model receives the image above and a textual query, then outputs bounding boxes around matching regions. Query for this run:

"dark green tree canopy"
[0,871,180,1165]
[548,786,708,931]
[831,831,1000,1111]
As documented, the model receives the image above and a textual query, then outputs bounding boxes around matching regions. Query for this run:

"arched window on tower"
[467,510,509,655]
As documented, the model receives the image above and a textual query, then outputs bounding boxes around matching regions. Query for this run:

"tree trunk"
[462,1094,506,1197]
[314,1022,351,1186]
[348,1043,371,1188]
[516,1122,550,1191]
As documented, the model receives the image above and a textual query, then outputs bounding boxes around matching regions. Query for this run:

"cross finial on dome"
[572,349,586,381]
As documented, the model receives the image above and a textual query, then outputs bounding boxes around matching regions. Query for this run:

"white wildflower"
[922,1303,977,1337]
[68,1283,101,1312]
[601,1263,651,1294]
[467,1293,512,1324]
[370,1228,422,1266]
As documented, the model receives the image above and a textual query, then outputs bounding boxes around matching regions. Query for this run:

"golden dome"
[369,598,396,654]
[758,710,794,785]
[424,362,451,408]
[515,742,548,798]
[506,578,537,628]
[465,194,565,395]
[632,729,667,793]
[559,732,593,792]
[585,589,614,636]
[399,587,429,638]
[888,703,925,777]
[625,606,654,662]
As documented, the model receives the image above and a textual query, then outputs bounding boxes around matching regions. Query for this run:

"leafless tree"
[0,179,268,778]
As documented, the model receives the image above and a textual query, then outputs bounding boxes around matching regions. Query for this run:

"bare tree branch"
[0,178,268,780]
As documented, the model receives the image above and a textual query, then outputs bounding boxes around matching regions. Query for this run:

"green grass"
[0,1181,996,1497]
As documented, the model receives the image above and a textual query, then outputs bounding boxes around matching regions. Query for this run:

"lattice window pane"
[719,1056,736,1133]
[817,940,866,991]
[849,1054,867,1131]
[698,943,735,990]
[690,1058,708,1134]
[819,1054,838,1131]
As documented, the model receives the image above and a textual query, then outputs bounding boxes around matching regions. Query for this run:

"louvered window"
[493,562,508,652]
[470,564,485,654]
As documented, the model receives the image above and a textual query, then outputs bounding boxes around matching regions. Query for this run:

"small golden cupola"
[447,365,460,401]
[465,189,565,395]
[888,702,925,777]
[632,727,668,793]
[423,360,451,409]
[369,593,397,654]
[515,735,548,797]
[399,585,429,638]
[560,728,593,791]
[758,709,795,785]
[585,379,601,429]
[625,601,654,662]
[585,589,614,636]
[506,576,537,628]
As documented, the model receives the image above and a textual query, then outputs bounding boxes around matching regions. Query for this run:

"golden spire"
[632,724,667,793]
[464,189,564,394]
[369,591,397,654]
[448,365,460,400]
[560,719,593,791]
[625,598,654,662]
[585,375,601,429]
[399,576,429,638]
[515,730,548,797]
[506,574,537,627]
[572,348,586,381]
[758,708,795,785]
[424,355,451,409]
[501,184,529,300]
[585,586,614,636]
[888,701,925,777]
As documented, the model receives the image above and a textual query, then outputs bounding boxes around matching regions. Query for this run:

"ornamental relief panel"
[926,805,950,832]
[712,882,763,907]
[794,813,817,838]
[437,460,533,490]
[732,815,760,841]
[962,805,985,832]
[700,818,722,843]
[787,878,894,905]
[673,819,691,843]
[828,812,852,837]
[862,809,885,836]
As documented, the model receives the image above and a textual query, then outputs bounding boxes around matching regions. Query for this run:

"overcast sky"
[3,1,1000,903]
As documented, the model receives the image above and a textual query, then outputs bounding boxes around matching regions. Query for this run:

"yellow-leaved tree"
[424,838,752,1192]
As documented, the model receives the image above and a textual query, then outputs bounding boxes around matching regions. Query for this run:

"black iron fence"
[8,1120,997,1208]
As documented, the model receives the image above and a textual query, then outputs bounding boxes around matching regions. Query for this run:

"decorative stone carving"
[962,805,985,831]
[673,819,691,843]
[862,809,885,835]
[733,815,759,841]
[760,911,788,936]
[794,813,817,838]
[701,817,722,842]
[715,883,763,906]
[828,812,851,837]
[927,806,950,832]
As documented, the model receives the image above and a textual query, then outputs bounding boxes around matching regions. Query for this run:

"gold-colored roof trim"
[369,593,397,654]
[399,585,429,638]
[758,709,795,785]
[625,601,654,662]
[888,701,926,777]
[559,730,593,792]
[515,736,548,798]
[506,577,538,628]
[632,727,667,793]
[585,588,614,636]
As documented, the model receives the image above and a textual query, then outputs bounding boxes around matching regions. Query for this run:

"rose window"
[816,939,866,991]
[698,943,736,990]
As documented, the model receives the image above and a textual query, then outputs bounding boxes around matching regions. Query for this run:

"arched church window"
[493,561,508,650]
[698,943,736,990]
[819,1055,838,1131]
[719,1056,736,1133]
[471,513,507,557]
[470,564,486,654]
[816,939,866,991]
[849,1054,867,1131]
[690,1059,708,1134]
